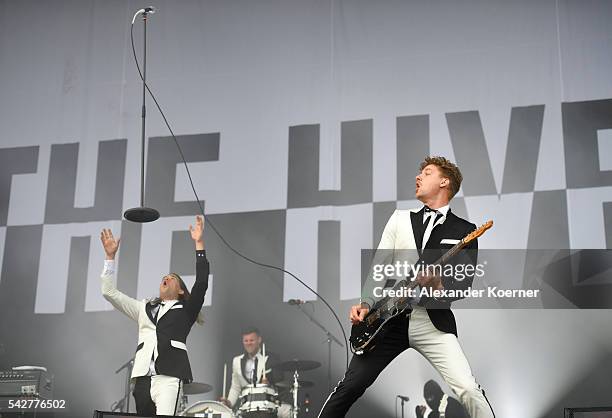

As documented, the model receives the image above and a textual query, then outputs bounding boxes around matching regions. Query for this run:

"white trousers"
[409,306,494,418]
[150,374,183,416]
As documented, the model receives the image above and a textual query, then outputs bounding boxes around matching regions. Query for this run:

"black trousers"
[318,314,410,418]
[133,376,156,416]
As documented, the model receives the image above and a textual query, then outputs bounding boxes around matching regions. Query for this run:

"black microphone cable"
[129,11,350,370]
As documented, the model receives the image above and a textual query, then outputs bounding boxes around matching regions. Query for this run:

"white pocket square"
[440,238,460,245]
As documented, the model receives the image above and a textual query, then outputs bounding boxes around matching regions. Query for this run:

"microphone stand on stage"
[111,357,134,412]
[289,300,344,392]
[124,7,160,223]
[397,395,409,418]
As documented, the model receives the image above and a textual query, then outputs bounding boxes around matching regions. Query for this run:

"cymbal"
[183,382,213,394]
[276,380,314,389]
[275,360,321,372]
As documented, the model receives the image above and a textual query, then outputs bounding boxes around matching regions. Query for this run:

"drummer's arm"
[226,367,242,407]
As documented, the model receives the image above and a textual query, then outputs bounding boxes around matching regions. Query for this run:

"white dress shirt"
[422,204,449,249]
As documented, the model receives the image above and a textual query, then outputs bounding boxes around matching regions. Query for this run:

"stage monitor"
[565,407,612,418]
[93,412,179,418]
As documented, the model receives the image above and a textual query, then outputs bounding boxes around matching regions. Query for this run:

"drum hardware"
[183,381,213,395]
[272,359,321,418]
[181,400,235,417]
[291,370,299,418]
[273,360,321,372]
[275,380,314,389]
[175,381,213,415]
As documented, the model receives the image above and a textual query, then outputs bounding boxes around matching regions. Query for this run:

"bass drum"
[237,384,278,418]
[181,400,235,417]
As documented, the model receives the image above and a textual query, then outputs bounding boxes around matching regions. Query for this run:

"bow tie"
[423,206,441,225]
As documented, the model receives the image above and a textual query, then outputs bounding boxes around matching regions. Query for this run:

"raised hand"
[416,405,426,418]
[100,228,120,260]
[189,215,205,250]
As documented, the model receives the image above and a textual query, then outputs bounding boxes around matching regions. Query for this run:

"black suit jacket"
[143,250,209,382]
[102,250,210,382]
[410,208,478,336]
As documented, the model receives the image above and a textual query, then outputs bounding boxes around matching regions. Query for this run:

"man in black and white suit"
[220,327,291,418]
[100,215,209,416]
[318,156,495,418]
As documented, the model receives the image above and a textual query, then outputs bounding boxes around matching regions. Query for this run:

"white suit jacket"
[100,260,186,379]
[361,208,451,307]
[227,351,271,407]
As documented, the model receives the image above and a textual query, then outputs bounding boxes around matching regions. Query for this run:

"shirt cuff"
[196,250,207,259]
[102,259,115,276]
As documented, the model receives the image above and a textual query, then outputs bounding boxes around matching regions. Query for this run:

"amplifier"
[0,369,53,398]
[565,407,612,417]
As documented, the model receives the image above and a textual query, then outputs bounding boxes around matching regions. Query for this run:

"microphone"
[397,395,410,402]
[287,299,305,305]
[131,6,157,24]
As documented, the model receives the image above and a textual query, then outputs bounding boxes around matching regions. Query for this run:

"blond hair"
[420,156,463,199]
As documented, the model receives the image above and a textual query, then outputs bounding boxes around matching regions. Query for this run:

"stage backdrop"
[1,1,612,417]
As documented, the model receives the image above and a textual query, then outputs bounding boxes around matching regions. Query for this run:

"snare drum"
[238,384,278,417]
[181,400,235,417]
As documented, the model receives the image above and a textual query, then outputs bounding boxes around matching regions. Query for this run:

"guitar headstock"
[462,220,493,245]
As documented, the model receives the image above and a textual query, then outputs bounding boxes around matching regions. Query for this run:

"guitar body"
[349,301,411,355]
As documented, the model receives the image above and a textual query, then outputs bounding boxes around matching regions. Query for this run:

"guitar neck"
[368,239,470,321]
[435,238,467,265]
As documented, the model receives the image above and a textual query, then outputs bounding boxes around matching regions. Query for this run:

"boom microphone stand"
[289,300,343,392]
[124,7,160,223]
[112,357,134,412]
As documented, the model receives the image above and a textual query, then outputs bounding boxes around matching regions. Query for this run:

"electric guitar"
[349,220,493,355]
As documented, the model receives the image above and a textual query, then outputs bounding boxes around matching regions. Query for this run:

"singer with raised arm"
[100,215,209,416]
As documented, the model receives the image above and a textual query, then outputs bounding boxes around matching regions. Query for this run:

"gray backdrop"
[1,0,612,417]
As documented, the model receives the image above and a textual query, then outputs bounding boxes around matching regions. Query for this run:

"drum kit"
[180,359,321,418]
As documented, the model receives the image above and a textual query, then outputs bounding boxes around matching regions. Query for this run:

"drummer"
[220,327,292,418]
